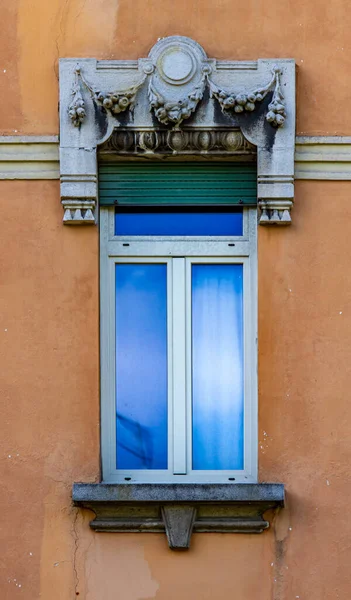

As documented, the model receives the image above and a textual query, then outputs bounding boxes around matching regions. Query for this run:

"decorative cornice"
[59,37,295,227]
[99,127,256,156]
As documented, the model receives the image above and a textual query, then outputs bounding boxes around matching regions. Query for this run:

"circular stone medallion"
[158,48,196,85]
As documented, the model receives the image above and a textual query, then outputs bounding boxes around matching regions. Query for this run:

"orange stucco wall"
[2,1,351,599]
[2,181,351,599]
[1,0,351,135]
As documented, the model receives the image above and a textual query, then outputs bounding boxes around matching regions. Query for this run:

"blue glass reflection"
[115,264,168,469]
[115,211,243,236]
[192,264,244,470]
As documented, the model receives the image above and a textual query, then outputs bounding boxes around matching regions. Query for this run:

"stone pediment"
[59,36,295,225]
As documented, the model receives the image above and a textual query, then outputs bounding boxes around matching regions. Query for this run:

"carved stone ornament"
[99,127,256,156]
[59,36,295,225]
[208,67,286,128]
[68,66,147,127]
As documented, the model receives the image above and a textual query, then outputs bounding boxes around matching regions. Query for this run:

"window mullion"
[172,258,187,475]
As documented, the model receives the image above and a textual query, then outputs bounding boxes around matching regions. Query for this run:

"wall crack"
[72,508,80,597]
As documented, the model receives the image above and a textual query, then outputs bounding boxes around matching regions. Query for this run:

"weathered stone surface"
[59,36,295,225]
[72,483,284,549]
[99,127,256,156]
[161,506,197,549]
[73,482,284,503]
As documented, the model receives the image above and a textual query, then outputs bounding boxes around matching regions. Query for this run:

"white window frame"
[100,207,257,483]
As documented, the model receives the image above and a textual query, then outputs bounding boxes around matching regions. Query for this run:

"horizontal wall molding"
[0,136,59,179]
[1,135,351,181]
[295,136,351,180]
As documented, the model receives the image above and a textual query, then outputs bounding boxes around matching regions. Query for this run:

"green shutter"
[99,162,257,206]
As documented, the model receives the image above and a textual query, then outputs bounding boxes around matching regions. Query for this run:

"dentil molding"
[59,36,295,225]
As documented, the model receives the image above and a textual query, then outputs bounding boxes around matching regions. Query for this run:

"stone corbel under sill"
[72,483,284,550]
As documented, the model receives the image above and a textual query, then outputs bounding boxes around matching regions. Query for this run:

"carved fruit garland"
[68,67,86,127]
[208,67,286,127]
[68,65,286,129]
[68,65,146,127]
[148,73,207,127]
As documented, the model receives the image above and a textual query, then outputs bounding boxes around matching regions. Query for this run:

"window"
[100,204,257,484]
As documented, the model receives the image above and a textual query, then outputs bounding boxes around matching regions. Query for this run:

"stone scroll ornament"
[60,36,295,226]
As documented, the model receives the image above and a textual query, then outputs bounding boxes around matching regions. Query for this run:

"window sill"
[73,482,284,549]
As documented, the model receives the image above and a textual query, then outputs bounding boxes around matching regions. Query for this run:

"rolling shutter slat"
[99,163,257,206]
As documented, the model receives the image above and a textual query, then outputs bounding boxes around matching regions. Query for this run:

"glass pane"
[192,264,244,470]
[115,210,243,236]
[115,264,168,469]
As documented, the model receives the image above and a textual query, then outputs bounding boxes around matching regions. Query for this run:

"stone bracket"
[161,506,197,549]
[72,483,285,550]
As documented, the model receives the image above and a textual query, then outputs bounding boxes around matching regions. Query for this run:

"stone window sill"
[73,482,284,549]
